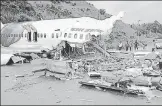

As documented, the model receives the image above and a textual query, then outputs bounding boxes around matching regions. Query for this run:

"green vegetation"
[1,0,111,23]
[1,0,162,49]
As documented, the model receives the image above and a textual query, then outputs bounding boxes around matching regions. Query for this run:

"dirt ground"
[1,63,162,105]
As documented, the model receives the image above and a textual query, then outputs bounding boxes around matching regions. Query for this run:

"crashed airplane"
[1,11,125,65]
[1,11,125,51]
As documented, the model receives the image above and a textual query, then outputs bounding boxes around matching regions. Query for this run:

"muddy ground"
[1,63,162,105]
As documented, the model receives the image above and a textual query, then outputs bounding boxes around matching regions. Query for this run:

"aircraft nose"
[1,34,12,47]
[1,23,23,47]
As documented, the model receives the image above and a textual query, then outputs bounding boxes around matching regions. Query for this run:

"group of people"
[118,40,144,51]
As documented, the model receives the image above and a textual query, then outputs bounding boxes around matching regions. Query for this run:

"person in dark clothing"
[129,42,132,51]
[134,40,139,51]
[125,41,130,51]
[159,61,162,69]
[152,39,156,51]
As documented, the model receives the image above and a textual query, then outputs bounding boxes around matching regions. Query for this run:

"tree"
[99,9,106,15]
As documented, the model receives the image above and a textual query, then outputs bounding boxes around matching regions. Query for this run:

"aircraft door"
[33,32,38,42]
[27,32,31,42]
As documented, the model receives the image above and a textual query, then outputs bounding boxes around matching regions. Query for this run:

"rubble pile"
[2,39,162,99]
[95,52,135,71]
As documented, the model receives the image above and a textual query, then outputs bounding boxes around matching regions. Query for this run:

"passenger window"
[56,33,59,38]
[68,33,72,38]
[52,33,54,38]
[22,34,23,37]
[85,33,90,40]
[11,34,13,37]
[74,34,77,39]
[44,33,46,38]
[41,33,43,38]
[80,34,83,39]
[8,34,10,37]
[64,33,67,38]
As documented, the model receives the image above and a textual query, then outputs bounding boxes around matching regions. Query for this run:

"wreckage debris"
[2,36,162,101]
[88,72,101,77]
[79,80,145,95]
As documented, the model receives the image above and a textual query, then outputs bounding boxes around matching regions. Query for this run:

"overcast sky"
[87,1,162,24]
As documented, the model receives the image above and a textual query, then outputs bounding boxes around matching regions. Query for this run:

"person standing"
[134,40,139,51]
[152,39,156,52]
[159,58,162,70]
[143,43,147,50]
[118,41,123,51]
[129,41,133,51]
[125,41,130,51]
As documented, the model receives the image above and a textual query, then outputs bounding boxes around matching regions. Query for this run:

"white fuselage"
[1,11,125,53]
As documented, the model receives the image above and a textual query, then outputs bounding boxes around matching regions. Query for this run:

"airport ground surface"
[1,63,162,105]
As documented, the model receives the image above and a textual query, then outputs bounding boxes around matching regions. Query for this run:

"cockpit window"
[74,34,77,39]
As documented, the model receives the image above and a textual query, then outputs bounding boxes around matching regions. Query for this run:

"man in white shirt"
[118,41,123,51]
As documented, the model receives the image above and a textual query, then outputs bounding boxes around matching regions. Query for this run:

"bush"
[99,9,106,15]
[18,14,32,22]
[72,3,76,6]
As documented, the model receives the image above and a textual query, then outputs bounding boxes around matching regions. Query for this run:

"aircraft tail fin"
[116,11,125,20]
[104,11,125,25]
[100,11,125,36]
